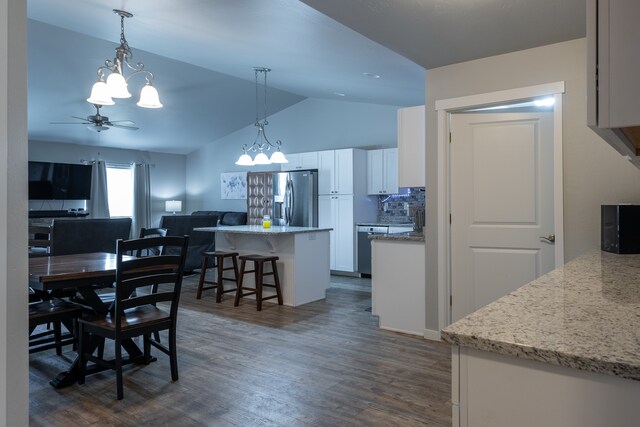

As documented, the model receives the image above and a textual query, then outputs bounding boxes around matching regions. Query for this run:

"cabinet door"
[397,106,425,187]
[318,195,335,269]
[333,149,353,194]
[333,195,355,271]
[367,149,385,194]
[280,153,301,171]
[384,148,398,194]
[299,152,318,169]
[317,150,335,195]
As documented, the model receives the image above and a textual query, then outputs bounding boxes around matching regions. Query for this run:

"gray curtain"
[88,160,110,218]
[132,163,151,236]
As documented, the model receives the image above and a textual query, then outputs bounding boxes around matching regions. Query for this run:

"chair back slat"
[113,235,189,332]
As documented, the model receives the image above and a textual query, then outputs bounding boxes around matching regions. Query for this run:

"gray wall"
[29,140,187,227]
[186,98,400,212]
[425,38,640,331]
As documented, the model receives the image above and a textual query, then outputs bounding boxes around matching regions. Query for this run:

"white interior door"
[450,112,555,322]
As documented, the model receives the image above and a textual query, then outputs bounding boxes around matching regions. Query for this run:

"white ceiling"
[26,0,585,155]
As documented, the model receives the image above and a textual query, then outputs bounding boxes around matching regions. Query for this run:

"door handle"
[540,234,555,243]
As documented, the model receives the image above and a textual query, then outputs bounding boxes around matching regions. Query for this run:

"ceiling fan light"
[235,153,255,166]
[87,80,115,106]
[270,150,288,164]
[106,72,132,98]
[137,83,163,108]
[253,152,271,165]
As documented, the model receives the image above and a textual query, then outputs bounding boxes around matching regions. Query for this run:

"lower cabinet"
[371,239,425,336]
[319,194,355,271]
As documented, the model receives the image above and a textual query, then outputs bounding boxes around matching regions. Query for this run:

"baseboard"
[423,329,442,342]
[379,325,424,337]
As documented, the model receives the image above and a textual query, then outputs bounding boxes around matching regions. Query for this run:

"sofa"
[50,217,132,256]
[159,211,247,272]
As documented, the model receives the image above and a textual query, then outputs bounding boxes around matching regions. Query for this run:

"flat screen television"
[28,161,92,200]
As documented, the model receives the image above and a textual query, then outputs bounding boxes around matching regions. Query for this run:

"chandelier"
[236,67,288,166]
[87,9,163,109]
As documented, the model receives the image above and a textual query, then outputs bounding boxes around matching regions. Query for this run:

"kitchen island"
[442,250,640,427]
[195,225,332,307]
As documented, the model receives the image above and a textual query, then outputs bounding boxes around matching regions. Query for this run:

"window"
[106,164,133,218]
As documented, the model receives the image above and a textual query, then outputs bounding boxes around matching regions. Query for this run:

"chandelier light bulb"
[235,153,255,166]
[269,150,288,164]
[253,152,271,165]
[87,79,115,106]
[106,72,132,98]
[137,83,163,109]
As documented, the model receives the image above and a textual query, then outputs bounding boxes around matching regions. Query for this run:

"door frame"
[435,82,566,332]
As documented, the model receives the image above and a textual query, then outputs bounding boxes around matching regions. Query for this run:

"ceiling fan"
[50,104,139,132]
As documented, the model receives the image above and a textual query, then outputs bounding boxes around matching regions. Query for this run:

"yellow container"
[262,215,271,228]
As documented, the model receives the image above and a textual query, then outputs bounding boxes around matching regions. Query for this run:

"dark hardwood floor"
[29,275,452,426]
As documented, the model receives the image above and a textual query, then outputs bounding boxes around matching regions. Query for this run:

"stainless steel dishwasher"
[357,225,388,277]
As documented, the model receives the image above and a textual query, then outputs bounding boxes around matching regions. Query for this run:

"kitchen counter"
[442,249,640,380]
[196,225,331,307]
[443,249,640,427]
[369,231,424,242]
[357,222,414,227]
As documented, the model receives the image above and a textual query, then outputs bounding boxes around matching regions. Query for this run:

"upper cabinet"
[587,0,640,167]
[280,152,318,171]
[318,149,354,195]
[397,105,425,186]
[367,148,398,195]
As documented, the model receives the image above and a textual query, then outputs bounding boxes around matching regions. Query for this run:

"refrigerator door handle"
[285,177,294,225]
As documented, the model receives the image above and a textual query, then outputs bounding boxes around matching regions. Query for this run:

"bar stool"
[235,254,283,311]
[197,251,240,302]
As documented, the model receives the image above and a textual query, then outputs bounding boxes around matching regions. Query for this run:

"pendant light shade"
[235,67,288,166]
[87,79,115,106]
[106,72,131,98]
[137,83,163,109]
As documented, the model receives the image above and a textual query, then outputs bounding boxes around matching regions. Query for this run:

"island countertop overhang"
[194,225,332,235]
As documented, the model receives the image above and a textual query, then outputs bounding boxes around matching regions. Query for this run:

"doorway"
[435,82,566,329]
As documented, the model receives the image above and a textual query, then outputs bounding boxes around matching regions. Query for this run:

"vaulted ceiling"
[27,0,585,155]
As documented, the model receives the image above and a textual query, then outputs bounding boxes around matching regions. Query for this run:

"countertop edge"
[194,226,332,235]
[370,233,424,242]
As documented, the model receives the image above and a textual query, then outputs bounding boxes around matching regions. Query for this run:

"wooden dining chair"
[77,235,189,400]
[29,297,84,356]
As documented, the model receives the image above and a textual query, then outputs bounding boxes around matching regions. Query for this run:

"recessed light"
[363,72,381,79]
[333,92,346,97]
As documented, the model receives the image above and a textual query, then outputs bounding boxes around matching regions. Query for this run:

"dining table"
[29,252,151,389]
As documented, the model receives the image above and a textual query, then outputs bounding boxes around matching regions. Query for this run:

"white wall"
[186,98,400,212]
[425,38,640,331]
[29,141,187,228]
[0,0,28,424]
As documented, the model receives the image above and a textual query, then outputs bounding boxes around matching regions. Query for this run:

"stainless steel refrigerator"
[272,170,318,227]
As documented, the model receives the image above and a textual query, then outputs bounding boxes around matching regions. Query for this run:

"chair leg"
[272,259,283,305]
[196,255,209,299]
[216,256,224,303]
[256,261,263,311]
[115,338,123,400]
[234,259,247,307]
[53,321,62,356]
[169,326,179,381]
[77,323,87,385]
[144,333,151,365]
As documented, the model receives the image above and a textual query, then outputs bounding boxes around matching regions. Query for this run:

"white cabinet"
[367,148,398,195]
[319,194,355,271]
[318,149,354,195]
[397,105,425,187]
[280,152,318,171]
[371,239,425,336]
[587,0,640,167]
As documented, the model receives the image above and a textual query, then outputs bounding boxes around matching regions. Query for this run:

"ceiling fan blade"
[71,116,90,121]
[108,120,137,125]
[50,121,91,125]
[109,123,139,131]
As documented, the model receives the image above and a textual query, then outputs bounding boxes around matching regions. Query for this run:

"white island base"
[196,226,331,307]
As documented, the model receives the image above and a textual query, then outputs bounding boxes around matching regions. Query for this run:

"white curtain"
[88,160,110,218]
[132,163,151,237]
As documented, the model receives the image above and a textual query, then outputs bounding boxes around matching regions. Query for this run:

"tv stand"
[28,210,91,219]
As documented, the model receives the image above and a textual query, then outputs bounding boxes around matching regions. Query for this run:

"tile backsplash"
[377,187,425,224]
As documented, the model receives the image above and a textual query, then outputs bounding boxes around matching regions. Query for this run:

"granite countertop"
[357,222,414,227]
[194,225,332,235]
[442,250,640,381]
[370,231,424,242]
